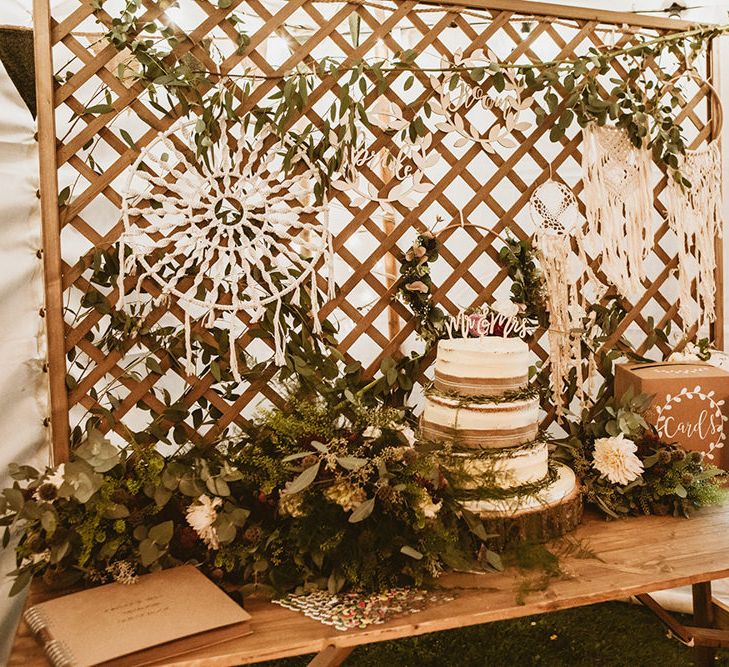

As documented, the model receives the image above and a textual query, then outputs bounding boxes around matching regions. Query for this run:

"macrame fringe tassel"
[310,269,323,336]
[229,331,240,383]
[326,211,336,300]
[184,310,194,376]
[117,242,130,311]
[582,124,653,300]
[666,142,722,332]
[273,299,286,366]
[536,234,584,421]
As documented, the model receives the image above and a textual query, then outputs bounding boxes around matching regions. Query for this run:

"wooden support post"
[33,0,70,463]
[712,35,728,350]
[693,582,717,667]
[307,645,354,667]
[712,597,729,630]
[636,593,695,646]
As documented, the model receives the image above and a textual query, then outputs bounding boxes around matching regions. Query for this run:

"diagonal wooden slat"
[36,0,720,457]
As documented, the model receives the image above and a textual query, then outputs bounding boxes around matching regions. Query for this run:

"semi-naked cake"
[421,335,582,549]
[434,337,529,396]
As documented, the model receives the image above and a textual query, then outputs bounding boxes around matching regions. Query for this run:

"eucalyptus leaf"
[154,485,172,508]
[327,571,346,594]
[348,497,375,523]
[8,569,32,597]
[400,545,423,560]
[41,510,57,536]
[282,452,312,463]
[336,456,368,471]
[75,428,121,472]
[2,488,24,512]
[283,461,320,495]
[139,539,161,567]
[310,440,328,454]
[215,516,236,544]
[103,503,130,519]
[206,476,231,497]
[148,520,174,546]
[348,14,360,47]
[50,539,70,564]
[485,549,504,571]
[61,461,103,503]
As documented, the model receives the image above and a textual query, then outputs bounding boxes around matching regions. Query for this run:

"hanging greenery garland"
[79,0,729,188]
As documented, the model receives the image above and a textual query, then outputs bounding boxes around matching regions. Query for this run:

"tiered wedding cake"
[421,335,582,547]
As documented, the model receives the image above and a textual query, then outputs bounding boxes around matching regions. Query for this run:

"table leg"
[307,645,354,667]
[693,582,717,667]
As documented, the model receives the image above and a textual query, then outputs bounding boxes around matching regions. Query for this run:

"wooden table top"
[9,504,729,666]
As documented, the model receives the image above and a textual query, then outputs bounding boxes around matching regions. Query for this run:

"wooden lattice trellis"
[32,0,723,463]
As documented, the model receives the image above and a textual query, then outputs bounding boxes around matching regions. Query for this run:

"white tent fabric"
[2,0,32,28]
[0,56,49,662]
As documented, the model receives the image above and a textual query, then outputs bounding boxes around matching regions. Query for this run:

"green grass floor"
[260,601,729,666]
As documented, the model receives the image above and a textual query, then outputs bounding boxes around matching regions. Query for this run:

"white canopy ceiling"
[1,0,727,29]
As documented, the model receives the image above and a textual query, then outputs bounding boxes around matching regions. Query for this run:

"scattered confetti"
[273,588,457,632]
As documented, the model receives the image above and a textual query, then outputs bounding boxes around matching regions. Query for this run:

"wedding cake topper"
[443,299,535,339]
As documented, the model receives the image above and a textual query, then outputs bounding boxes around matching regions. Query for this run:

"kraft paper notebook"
[23,565,252,666]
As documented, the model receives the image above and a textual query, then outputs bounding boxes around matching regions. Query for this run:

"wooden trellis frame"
[32,0,723,464]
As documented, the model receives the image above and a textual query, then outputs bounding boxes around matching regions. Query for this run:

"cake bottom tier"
[463,463,583,551]
[449,441,548,490]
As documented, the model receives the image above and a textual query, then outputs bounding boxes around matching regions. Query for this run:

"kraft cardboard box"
[614,361,729,469]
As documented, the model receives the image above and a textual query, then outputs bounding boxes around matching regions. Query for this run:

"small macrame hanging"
[530,180,596,420]
[665,74,723,333]
[667,143,722,331]
[118,115,333,381]
[582,123,654,300]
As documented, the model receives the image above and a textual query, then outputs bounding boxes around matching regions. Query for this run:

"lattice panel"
[37,0,721,457]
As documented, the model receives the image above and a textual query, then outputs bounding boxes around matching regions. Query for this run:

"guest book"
[23,565,252,666]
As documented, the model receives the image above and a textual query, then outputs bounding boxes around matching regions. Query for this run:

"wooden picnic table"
[9,504,729,667]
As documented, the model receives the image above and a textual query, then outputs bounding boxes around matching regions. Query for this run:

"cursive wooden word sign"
[443,308,534,339]
[654,386,728,460]
[429,48,533,152]
[331,133,436,211]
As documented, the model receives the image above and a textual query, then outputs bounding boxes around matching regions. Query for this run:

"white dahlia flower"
[185,494,222,549]
[592,433,644,485]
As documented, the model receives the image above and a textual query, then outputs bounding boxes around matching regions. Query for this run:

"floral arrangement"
[0,396,497,597]
[563,391,727,518]
[396,229,546,344]
[396,231,444,342]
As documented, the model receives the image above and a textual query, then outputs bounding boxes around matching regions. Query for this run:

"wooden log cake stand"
[8,504,729,667]
[477,475,584,551]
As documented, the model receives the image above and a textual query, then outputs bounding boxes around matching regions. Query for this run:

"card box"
[614,361,729,468]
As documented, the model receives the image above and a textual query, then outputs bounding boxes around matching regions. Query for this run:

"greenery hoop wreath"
[1,2,727,600]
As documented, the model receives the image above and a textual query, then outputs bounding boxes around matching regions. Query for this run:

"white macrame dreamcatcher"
[582,123,654,300]
[530,180,600,420]
[118,116,333,381]
[665,72,724,333]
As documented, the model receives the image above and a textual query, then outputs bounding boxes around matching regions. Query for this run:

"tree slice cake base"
[463,464,583,551]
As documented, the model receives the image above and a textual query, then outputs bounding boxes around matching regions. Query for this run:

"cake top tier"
[438,336,528,355]
[434,335,530,397]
